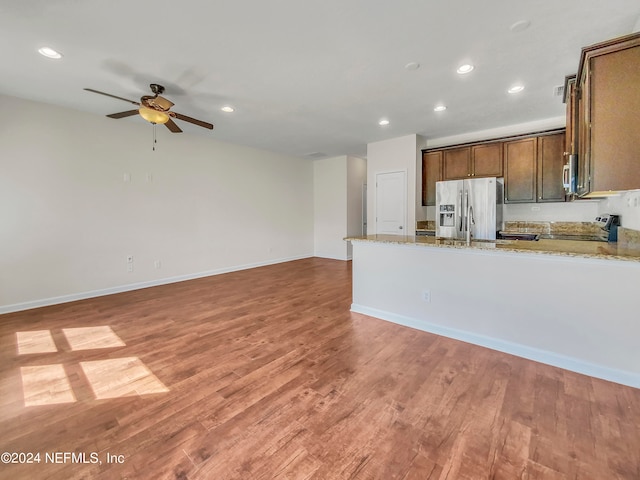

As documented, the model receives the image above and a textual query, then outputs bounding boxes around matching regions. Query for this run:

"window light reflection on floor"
[80,357,169,399]
[21,364,76,406]
[62,326,126,351]
[16,326,167,406]
[16,330,58,355]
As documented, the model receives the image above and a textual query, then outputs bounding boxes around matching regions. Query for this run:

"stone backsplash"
[502,221,603,235]
[618,227,640,250]
[418,220,640,249]
[417,220,435,230]
[419,220,602,234]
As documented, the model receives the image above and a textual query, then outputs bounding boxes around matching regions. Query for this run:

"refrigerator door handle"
[463,190,469,233]
[458,191,463,232]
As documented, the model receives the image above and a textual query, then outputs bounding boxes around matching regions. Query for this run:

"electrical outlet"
[423,290,431,303]
[127,263,133,273]
[154,260,161,269]
[126,255,134,263]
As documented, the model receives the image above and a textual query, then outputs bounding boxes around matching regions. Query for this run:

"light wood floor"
[1,257,639,479]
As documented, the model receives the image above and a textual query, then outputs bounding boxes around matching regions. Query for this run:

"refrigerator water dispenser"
[439,204,456,227]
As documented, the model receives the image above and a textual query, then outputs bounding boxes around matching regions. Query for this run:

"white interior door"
[375,171,406,234]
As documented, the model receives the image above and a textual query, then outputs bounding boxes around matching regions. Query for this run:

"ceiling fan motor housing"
[149,83,165,95]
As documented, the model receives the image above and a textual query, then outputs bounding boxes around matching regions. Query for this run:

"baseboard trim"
[313,253,350,261]
[351,304,640,390]
[0,255,312,315]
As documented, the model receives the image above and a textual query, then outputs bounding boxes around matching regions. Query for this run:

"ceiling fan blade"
[173,112,214,130]
[84,88,140,106]
[165,118,182,133]
[107,110,140,119]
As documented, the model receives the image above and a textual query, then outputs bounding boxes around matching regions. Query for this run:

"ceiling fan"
[84,83,213,133]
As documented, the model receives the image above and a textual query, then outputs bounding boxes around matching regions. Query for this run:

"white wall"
[313,156,348,260]
[415,136,428,223]
[425,116,565,149]
[351,240,640,388]
[346,156,367,257]
[313,155,366,260]
[598,190,640,231]
[0,95,314,312]
[503,200,599,222]
[366,134,425,233]
[502,190,640,229]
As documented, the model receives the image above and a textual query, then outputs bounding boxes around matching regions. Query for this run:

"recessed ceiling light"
[509,20,531,32]
[456,64,474,75]
[434,105,447,112]
[221,106,234,113]
[404,62,420,71]
[38,47,63,59]
[508,85,525,94]
[378,119,390,126]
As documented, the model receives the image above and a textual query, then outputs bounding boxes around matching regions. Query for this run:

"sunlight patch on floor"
[21,364,76,406]
[62,326,126,351]
[16,330,58,355]
[80,357,169,399]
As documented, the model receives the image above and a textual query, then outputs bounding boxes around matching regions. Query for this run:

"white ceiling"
[1,1,639,159]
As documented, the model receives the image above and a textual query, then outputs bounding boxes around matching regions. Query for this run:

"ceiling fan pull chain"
[153,123,157,151]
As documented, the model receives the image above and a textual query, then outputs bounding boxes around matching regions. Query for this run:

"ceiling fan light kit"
[138,106,170,125]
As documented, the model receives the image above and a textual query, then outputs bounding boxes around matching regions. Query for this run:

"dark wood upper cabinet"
[442,144,502,180]
[537,133,566,202]
[422,129,566,206]
[503,132,566,204]
[577,70,590,196]
[422,129,565,206]
[577,32,640,195]
[422,151,442,206]
[471,143,503,177]
[564,75,577,156]
[504,137,537,203]
[442,147,471,180]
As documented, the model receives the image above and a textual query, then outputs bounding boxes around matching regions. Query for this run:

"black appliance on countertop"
[596,214,621,242]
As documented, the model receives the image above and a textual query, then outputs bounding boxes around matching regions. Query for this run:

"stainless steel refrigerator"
[435,177,503,240]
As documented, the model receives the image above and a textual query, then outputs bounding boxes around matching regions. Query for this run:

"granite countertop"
[346,234,640,263]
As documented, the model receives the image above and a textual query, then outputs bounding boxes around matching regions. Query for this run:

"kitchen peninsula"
[347,234,640,389]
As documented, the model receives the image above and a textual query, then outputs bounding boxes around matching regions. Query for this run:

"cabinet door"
[422,151,442,206]
[537,133,566,202]
[577,74,590,196]
[504,138,537,203]
[471,143,503,177]
[564,76,577,155]
[589,44,640,192]
[443,147,471,180]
